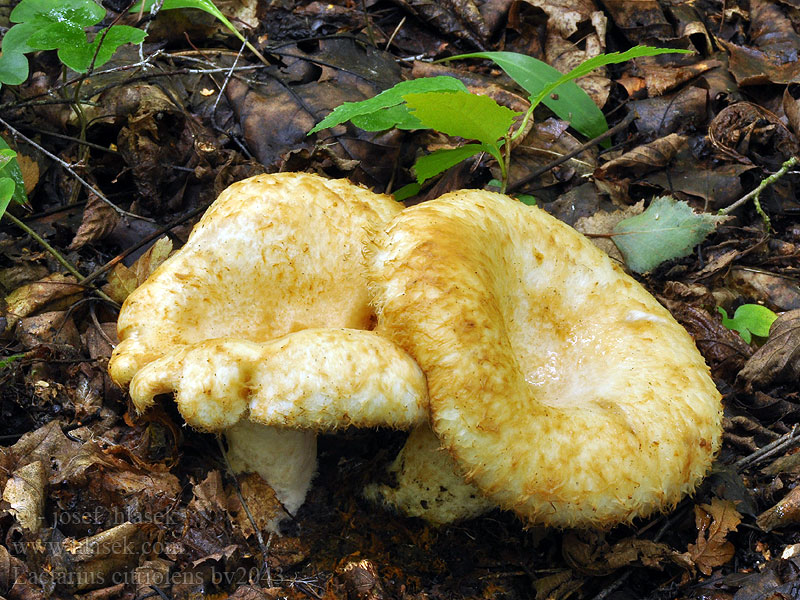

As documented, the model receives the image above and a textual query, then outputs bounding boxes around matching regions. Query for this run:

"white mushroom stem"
[128,328,430,520]
[364,426,493,525]
[225,422,317,516]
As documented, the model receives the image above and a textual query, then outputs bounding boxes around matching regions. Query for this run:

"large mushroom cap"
[109,172,402,387]
[368,190,723,528]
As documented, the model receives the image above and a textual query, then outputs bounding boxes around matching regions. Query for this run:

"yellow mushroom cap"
[128,328,429,432]
[368,190,723,528]
[109,172,403,387]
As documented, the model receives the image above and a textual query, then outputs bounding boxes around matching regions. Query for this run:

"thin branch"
[0,115,151,222]
[2,212,118,306]
[216,438,274,588]
[507,111,636,193]
[719,156,799,230]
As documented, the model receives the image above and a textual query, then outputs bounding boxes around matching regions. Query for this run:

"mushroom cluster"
[111,173,722,529]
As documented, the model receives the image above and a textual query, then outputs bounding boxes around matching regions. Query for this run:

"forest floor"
[1,0,800,598]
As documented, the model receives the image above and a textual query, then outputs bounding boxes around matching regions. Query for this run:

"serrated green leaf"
[717,304,778,343]
[611,196,726,274]
[412,144,487,184]
[350,104,423,131]
[403,91,519,145]
[308,76,468,134]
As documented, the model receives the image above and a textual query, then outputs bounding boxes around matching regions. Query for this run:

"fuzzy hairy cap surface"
[368,190,723,528]
[109,172,402,387]
[364,426,493,524]
[129,328,429,432]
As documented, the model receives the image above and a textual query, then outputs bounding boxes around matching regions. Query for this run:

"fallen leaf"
[611,196,728,273]
[3,274,83,332]
[563,531,678,576]
[68,195,121,251]
[684,498,742,575]
[102,237,173,304]
[2,461,47,533]
[737,309,800,391]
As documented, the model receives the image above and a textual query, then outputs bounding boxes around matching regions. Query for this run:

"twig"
[212,40,246,117]
[719,156,799,230]
[734,424,800,471]
[0,115,151,222]
[217,437,273,588]
[507,111,636,193]
[385,16,406,52]
[81,202,210,286]
[2,212,119,306]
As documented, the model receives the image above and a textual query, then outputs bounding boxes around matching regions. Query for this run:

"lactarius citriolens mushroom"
[367,189,723,528]
[108,172,424,517]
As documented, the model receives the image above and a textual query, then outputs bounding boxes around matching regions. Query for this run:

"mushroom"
[366,189,723,528]
[108,172,403,386]
[108,172,412,517]
[129,328,428,516]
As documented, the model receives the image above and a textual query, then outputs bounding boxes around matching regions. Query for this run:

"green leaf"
[28,21,88,51]
[393,182,420,201]
[450,51,607,140]
[0,178,15,217]
[718,304,778,343]
[611,196,726,274]
[0,22,42,85]
[451,47,691,141]
[350,104,424,131]
[412,144,487,184]
[308,76,468,134]
[515,193,537,205]
[527,46,692,110]
[403,91,520,145]
[29,22,146,72]
[0,353,26,369]
[0,138,28,211]
[11,0,105,27]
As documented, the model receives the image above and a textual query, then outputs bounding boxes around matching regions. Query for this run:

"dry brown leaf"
[737,309,800,391]
[3,274,84,332]
[227,473,284,537]
[563,531,678,576]
[0,543,45,600]
[2,461,47,533]
[574,201,643,261]
[684,498,742,575]
[102,237,173,304]
[68,195,121,251]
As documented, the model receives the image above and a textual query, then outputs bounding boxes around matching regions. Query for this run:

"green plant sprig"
[0,0,147,88]
[309,46,691,199]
